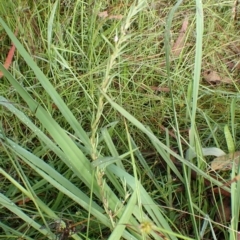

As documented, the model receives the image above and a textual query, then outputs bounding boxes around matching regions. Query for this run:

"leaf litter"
[203,70,233,84]
[0,29,18,79]
[172,16,189,57]
[98,11,123,20]
[211,151,240,171]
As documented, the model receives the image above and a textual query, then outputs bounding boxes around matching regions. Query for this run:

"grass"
[0,0,240,239]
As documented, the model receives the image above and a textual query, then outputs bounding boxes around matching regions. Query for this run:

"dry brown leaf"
[227,61,240,71]
[225,43,240,71]
[215,198,231,223]
[0,28,18,79]
[172,16,188,56]
[108,14,123,20]
[203,70,221,83]
[150,86,170,92]
[211,151,240,171]
[139,84,170,93]
[221,76,233,84]
[98,11,108,18]
[228,42,240,55]
[203,70,233,84]
[98,11,123,20]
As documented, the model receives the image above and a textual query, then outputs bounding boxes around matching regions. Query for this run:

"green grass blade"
[0,94,95,190]
[0,192,55,239]
[108,190,138,240]
[47,0,58,51]
[0,135,106,216]
[102,91,182,180]
[102,92,230,191]
[224,125,235,153]
[0,18,90,147]
[0,221,34,240]
[108,164,178,240]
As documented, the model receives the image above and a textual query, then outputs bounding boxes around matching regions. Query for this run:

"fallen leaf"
[98,11,108,18]
[108,14,123,20]
[203,70,233,84]
[224,43,240,71]
[150,86,170,92]
[228,42,240,55]
[221,175,240,187]
[226,60,240,71]
[172,16,188,56]
[98,11,123,20]
[215,198,231,223]
[139,84,170,93]
[16,197,32,205]
[0,44,16,79]
[0,28,18,79]
[203,70,221,84]
[221,76,233,84]
[211,151,240,171]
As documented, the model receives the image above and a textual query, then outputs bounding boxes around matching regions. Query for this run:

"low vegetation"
[0,0,239,239]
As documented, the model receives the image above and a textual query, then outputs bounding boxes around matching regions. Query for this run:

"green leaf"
[224,125,235,153]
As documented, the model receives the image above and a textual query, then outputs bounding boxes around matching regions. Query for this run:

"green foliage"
[0,0,239,239]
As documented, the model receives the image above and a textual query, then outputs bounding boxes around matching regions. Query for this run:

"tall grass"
[0,0,239,239]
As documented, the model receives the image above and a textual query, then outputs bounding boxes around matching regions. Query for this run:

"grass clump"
[0,0,240,239]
